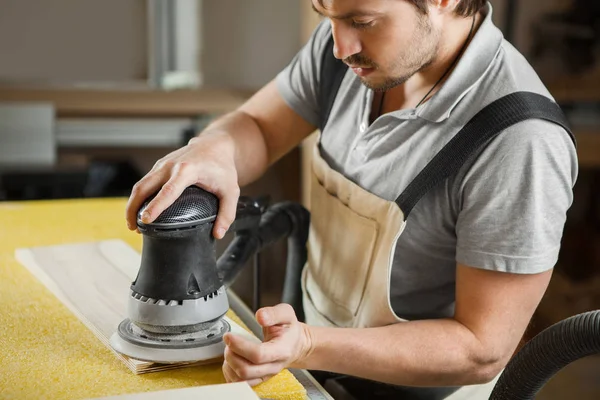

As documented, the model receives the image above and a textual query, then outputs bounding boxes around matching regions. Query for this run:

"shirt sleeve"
[455,120,578,274]
[275,19,332,128]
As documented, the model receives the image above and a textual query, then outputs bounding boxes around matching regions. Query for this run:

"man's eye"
[351,20,374,29]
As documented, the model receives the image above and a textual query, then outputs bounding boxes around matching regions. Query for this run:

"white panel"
[88,382,259,400]
[56,118,194,147]
[0,103,55,169]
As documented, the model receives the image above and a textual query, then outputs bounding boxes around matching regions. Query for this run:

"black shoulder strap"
[395,91,576,219]
[318,35,348,132]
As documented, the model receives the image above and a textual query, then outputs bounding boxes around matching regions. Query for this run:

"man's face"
[312,0,441,91]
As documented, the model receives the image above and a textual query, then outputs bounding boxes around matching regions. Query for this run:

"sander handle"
[227,196,264,232]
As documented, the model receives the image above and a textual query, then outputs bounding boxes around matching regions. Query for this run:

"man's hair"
[411,0,486,17]
[315,1,486,17]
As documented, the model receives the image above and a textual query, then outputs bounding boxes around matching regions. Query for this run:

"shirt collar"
[415,2,504,123]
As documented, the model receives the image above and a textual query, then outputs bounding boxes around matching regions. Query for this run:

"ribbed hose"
[217,202,310,319]
[490,310,600,400]
[267,202,310,322]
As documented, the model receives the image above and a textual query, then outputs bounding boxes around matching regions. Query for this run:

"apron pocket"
[306,177,379,326]
[302,266,339,327]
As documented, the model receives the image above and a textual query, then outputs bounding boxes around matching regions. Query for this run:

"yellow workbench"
[0,198,306,400]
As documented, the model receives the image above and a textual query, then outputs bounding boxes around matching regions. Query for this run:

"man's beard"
[345,16,439,92]
[361,60,434,92]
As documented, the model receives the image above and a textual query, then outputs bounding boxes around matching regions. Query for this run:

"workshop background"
[0,0,599,398]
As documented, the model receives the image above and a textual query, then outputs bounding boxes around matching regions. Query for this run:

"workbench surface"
[0,198,306,400]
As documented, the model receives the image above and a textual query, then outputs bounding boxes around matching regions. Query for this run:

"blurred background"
[0,1,599,398]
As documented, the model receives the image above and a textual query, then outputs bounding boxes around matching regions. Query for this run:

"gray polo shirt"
[276,3,577,321]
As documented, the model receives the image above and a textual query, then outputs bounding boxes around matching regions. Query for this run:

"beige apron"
[301,141,500,399]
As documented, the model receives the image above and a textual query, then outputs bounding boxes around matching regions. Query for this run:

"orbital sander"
[110,185,310,364]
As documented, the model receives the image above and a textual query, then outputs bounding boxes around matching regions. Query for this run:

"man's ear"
[429,0,461,14]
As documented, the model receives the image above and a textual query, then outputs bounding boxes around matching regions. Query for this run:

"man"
[126,0,578,398]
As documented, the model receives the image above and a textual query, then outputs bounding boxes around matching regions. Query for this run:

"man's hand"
[125,132,240,239]
[124,80,315,239]
[222,304,313,386]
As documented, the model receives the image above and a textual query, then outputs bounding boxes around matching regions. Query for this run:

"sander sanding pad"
[110,316,260,363]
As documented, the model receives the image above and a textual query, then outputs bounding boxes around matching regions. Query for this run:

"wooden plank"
[0,86,251,117]
[14,239,257,375]
[88,382,259,400]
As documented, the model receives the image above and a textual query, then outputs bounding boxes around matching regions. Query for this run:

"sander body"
[110,186,278,363]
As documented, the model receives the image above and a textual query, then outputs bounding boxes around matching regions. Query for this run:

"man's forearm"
[200,110,270,186]
[297,319,507,387]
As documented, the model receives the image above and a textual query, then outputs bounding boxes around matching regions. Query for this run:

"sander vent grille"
[131,291,182,306]
[139,186,218,227]
[130,288,221,305]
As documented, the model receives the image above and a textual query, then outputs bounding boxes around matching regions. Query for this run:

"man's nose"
[331,22,361,60]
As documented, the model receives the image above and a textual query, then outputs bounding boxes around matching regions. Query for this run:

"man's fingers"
[225,333,266,364]
[256,303,297,327]
[126,155,239,240]
[125,172,167,230]
[141,180,188,224]
[222,360,241,383]
[246,375,275,387]
[224,344,282,381]
[225,363,270,388]
[140,162,196,224]
[212,183,240,239]
[245,378,264,387]
[225,333,289,365]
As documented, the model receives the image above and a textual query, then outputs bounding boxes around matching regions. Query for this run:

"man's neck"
[381,12,482,114]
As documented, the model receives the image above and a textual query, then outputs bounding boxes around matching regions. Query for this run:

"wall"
[0,0,148,84]
[201,0,302,90]
[0,0,303,91]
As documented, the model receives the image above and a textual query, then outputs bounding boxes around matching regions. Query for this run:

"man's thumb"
[256,304,296,327]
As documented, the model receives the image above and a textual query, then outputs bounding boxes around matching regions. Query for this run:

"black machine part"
[490,310,600,399]
[131,186,310,318]
[132,186,262,302]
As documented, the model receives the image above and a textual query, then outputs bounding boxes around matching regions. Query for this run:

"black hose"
[490,310,600,399]
[217,231,260,286]
[266,202,310,322]
[217,201,310,320]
